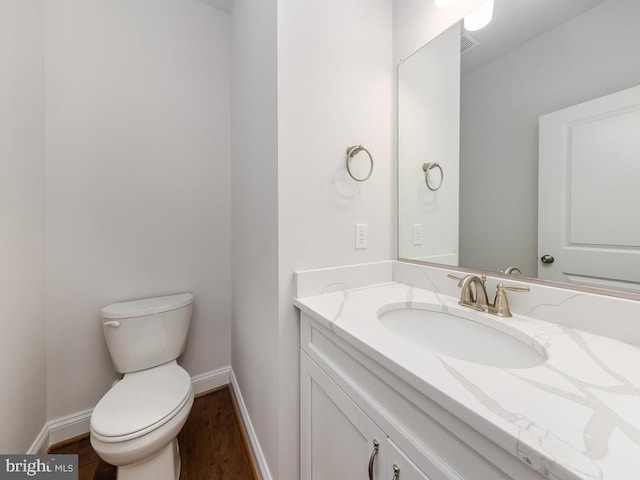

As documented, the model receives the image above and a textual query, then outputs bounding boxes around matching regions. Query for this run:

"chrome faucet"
[448,274,530,317]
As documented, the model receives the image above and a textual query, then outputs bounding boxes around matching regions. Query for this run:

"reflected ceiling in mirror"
[398,0,640,294]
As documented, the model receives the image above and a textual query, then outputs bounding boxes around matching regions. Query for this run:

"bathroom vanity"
[295,261,640,480]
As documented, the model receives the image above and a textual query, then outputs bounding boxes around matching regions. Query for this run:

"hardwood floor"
[49,387,257,480]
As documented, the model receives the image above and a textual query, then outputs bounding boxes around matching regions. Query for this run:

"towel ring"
[346,145,374,182]
[423,162,443,191]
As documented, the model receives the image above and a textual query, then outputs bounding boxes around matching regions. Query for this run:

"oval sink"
[378,307,545,369]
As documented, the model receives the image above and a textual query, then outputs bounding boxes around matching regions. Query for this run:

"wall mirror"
[398,0,640,295]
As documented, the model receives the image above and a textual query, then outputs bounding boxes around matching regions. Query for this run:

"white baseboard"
[229,369,273,480]
[191,366,230,396]
[27,425,50,454]
[48,408,93,448]
[36,366,232,452]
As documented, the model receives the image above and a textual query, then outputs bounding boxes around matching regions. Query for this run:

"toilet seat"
[91,362,192,443]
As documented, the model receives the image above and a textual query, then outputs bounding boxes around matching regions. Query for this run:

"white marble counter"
[294,262,640,480]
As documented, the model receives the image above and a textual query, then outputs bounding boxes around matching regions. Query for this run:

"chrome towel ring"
[422,162,443,191]
[346,145,374,182]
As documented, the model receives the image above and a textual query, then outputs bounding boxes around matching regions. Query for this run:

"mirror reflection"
[398,0,640,293]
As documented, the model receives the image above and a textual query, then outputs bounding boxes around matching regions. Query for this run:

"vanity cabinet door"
[386,438,433,480]
[301,351,387,480]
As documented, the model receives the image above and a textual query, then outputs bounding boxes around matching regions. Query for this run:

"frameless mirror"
[398,0,640,294]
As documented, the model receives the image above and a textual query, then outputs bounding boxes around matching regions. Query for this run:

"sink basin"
[378,306,545,369]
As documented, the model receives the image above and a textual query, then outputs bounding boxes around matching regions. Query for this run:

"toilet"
[90,293,195,480]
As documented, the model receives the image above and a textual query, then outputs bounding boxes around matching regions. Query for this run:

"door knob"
[540,255,555,264]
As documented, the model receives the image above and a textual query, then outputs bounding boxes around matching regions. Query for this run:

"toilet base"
[116,440,180,480]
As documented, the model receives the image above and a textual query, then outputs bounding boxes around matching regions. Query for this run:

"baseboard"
[27,424,50,454]
[191,366,230,396]
[39,366,232,452]
[229,369,273,480]
[47,408,93,448]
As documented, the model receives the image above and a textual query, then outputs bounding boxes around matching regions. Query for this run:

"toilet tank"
[101,293,194,374]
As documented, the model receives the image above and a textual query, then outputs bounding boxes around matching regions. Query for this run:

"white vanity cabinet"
[301,351,431,480]
[299,312,548,480]
[301,352,386,479]
[386,439,432,480]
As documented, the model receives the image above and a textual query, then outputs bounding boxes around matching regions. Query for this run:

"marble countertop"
[295,281,640,480]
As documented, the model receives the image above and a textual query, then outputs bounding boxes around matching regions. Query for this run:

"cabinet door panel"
[301,352,386,480]
[387,438,432,480]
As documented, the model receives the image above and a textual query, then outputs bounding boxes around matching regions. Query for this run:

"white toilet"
[90,293,195,480]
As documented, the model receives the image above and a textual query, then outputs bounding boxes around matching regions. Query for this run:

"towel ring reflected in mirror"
[423,162,443,191]
[346,145,374,182]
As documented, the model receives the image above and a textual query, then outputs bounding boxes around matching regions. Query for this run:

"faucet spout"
[456,275,488,312]
[501,265,522,275]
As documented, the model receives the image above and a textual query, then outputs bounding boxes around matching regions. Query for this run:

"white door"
[300,352,386,480]
[538,84,640,293]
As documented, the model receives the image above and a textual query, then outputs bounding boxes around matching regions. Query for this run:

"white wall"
[230,0,280,477]
[44,0,231,420]
[231,0,393,478]
[460,0,640,276]
[278,0,393,478]
[398,24,460,264]
[0,0,46,453]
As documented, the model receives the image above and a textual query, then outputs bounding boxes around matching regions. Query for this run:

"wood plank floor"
[49,387,257,480]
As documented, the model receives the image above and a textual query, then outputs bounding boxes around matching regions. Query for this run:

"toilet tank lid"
[101,293,194,319]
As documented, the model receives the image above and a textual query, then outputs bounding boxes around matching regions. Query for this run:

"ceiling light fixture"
[464,0,494,31]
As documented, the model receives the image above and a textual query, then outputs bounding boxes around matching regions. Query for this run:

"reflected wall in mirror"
[398,0,640,294]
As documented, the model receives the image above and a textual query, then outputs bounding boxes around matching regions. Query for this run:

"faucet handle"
[489,283,530,317]
[501,284,530,293]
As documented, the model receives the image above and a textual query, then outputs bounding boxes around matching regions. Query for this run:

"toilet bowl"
[90,294,194,480]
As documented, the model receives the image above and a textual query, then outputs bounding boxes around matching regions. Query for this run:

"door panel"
[538,84,640,292]
[301,352,386,480]
[387,438,432,480]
